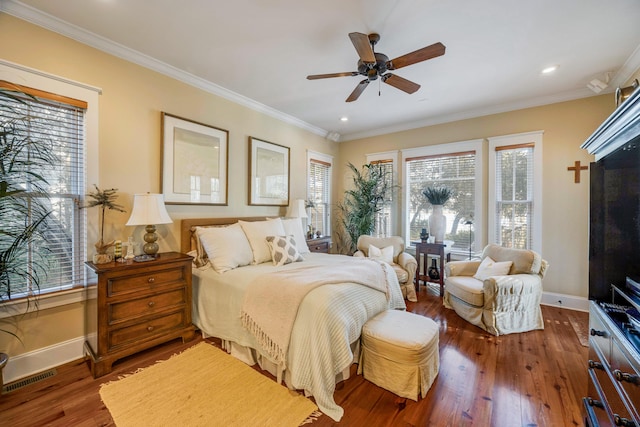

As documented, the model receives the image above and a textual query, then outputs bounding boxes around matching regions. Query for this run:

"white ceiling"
[4,0,640,141]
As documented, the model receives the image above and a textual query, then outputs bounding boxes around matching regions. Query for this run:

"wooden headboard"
[180,217,266,253]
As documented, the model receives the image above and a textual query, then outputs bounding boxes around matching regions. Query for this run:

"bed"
[180,217,406,421]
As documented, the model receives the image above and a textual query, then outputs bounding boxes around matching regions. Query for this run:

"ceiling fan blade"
[387,42,446,70]
[383,74,420,94]
[346,79,370,102]
[307,72,359,80]
[348,32,376,64]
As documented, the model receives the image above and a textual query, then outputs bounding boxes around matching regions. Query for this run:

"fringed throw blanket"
[241,257,391,367]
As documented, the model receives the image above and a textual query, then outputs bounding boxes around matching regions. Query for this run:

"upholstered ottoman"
[358,310,439,400]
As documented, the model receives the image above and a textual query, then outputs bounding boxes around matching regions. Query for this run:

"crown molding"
[0,0,329,139]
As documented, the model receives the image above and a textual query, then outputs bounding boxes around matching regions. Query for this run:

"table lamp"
[125,193,173,256]
[286,199,308,219]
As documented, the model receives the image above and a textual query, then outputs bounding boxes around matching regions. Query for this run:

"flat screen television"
[589,133,640,301]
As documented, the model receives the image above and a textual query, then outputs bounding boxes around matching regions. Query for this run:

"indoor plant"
[336,162,393,254]
[82,185,125,264]
[422,186,453,243]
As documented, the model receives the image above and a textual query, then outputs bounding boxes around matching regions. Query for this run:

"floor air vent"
[2,368,57,394]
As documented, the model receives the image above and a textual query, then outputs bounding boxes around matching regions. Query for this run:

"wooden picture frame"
[161,112,229,205]
[248,137,290,206]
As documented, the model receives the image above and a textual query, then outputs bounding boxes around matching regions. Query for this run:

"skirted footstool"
[358,309,439,400]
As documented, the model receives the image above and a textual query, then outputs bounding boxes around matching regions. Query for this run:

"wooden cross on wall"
[567,160,588,183]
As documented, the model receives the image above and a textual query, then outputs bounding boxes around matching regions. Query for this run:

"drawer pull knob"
[148,301,155,307]
[588,359,604,370]
[587,397,604,409]
[590,328,606,337]
[614,414,636,427]
[148,277,155,283]
[613,369,640,385]
[147,326,154,332]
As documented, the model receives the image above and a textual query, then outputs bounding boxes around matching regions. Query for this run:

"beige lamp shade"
[286,199,308,218]
[126,193,172,255]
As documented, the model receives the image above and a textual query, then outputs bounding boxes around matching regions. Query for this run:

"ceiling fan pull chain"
[379,78,381,96]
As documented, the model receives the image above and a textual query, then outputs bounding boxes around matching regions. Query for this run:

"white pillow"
[473,256,513,281]
[239,218,287,264]
[266,235,304,266]
[368,244,394,264]
[197,224,253,273]
[281,218,310,254]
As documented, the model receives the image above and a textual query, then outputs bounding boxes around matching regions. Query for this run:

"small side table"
[413,242,451,296]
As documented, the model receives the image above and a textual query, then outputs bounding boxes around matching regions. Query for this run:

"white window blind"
[370,159,393,237]
[406,150,476,251]
[495,144,534,249]
[308,156,331,236]
[0,82,86,299]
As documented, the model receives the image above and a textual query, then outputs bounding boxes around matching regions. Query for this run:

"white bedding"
[191,252,406,421]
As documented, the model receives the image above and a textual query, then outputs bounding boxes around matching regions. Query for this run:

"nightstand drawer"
[108,288,187,324]
[308,241,329,253]
[108,310,186,350]
[107,266,187,296]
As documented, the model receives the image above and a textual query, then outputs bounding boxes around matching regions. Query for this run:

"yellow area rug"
[99,342,319,426]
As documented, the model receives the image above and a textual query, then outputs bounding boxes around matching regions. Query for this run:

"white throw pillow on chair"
[473,256,513,281]
[368,244,394,264]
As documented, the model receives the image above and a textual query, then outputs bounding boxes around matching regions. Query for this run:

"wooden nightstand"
[84,252,195,377]
[307,236,332,253]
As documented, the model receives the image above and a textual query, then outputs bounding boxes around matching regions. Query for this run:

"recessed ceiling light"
[541,65,558,74]
[340,116,348,122]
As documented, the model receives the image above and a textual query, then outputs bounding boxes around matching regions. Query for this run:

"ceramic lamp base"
[143,224,159,255]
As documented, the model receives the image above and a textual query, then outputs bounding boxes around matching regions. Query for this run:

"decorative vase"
[92,253,113,264]
[429,204,446,243]
[428,258,440,281]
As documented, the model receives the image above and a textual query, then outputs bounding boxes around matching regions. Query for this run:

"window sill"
[0,286,96,319]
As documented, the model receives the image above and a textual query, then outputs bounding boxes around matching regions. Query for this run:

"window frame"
[306,150,332,237]
[0,61,99,314]
[401,139,484,253]
[488,131,543,253]
[366,151,398,237]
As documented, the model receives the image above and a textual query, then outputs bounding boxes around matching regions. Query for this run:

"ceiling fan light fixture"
[541,65,558,74]
[340,116,349,122]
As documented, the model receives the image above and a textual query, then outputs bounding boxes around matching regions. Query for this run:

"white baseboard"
[541,291,589,312]
[3,334,94,384]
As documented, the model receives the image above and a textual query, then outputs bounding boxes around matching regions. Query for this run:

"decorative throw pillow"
[281,218,310,254]
[198,223,254,273]
[368,244,394,264]
[239,218,287,264]
[266,235,304,266]
[473,256,513,281]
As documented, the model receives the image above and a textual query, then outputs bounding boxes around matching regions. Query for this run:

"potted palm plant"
[336,162,393,254]
[0,83,57,390]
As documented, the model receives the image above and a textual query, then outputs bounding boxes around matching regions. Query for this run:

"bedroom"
[1,0,640,425]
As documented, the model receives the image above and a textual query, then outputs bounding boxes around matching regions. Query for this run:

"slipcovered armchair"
[443,244,548,336]
[354,235,418,302]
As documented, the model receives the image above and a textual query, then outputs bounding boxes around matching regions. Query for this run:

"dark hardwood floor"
[0,286,588,426]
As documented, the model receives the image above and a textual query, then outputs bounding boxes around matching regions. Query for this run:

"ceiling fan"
[307,32,446,102]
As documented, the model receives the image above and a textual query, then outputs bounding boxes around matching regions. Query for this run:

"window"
[402,140,483,253]
[488,131,543,252]
[0,82,87,299]
[0,62,99,303]
[307,151,332,237]
[367,151,397,237]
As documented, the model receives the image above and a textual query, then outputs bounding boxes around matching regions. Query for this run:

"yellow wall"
[337,95,614,300]
[0,14,336,356]
[0,13,622,360]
